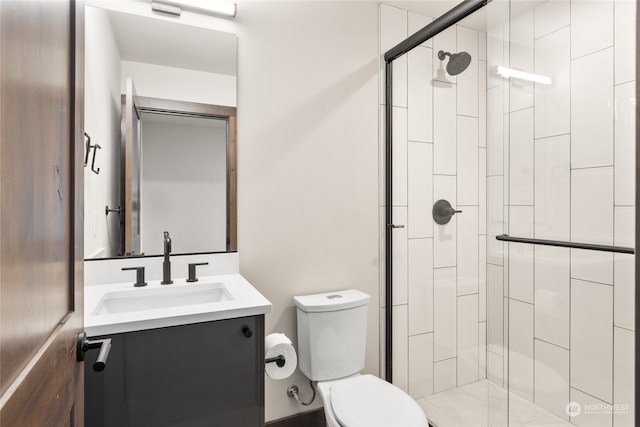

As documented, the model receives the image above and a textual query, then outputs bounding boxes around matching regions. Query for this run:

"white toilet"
[294,289,429,427]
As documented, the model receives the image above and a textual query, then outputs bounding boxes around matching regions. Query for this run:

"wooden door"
[0,1,84,425]
[122,78,141,256]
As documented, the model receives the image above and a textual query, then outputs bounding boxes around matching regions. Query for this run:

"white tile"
[487,351,504,387]
[571,0,614,59]
[458,206,479,296]
[503,298,509,384]
[392,107,408,206]
[487,264,504,355]
[487,25,506,89]
[379,106,386,205]
[614,206,635,330]
[407,142,433,238]
[392,304,409,393]
[457,26,479,117]
[433,26,457,84]
[457,116,479,206]
[534,339,570,421]
[534,0,570,39]
[433,82,457,175]
[434,267,457,361]
[434,358,457,393]
[380,4,407,107]
[434,175,457,268]
[509,299,534,401]
[487,176,504,265]
[478,33,486,61]
[614,0,636,84]
[479,235,487,322]
[392,206,408,305]
[457,294,479,386]
[408,238,434,335]
[408,47,433,143]
[408,333,434,399]
[508,206,534,303]
[571,279,614,403]
[479,148,487,235]
[509,9,534,111]
[571,167,614,245]
[408,11,433,48]
[534,246,570,348]
[614,253,635,331]
[571,48,614,168]
[571,249,613,285]
[569,387,613,427]
[534,135,570,241]
[614,82,636,206]
[534,27,570,139]
[487,86,504,175]
[509,108,534,205]
[614,327,635,426]
[479,322,487,380]
[479,62,487,148]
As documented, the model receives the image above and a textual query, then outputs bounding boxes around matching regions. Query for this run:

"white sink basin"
[93,282,231,315]
[84,274,272,336]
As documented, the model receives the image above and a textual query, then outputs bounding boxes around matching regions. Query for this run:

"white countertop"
[85,274,272,336]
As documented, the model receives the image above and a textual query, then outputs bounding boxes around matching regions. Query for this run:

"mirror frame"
[122,95,237,254]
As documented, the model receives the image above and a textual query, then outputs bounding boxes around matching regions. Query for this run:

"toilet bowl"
[294,289,429,427]
[317,374,429,427]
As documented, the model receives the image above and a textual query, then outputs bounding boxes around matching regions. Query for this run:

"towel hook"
[84,132,102,175]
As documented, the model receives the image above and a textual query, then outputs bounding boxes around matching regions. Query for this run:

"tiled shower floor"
[416,380,573,427]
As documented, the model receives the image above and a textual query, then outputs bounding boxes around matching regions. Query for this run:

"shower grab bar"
[496,234,634,254]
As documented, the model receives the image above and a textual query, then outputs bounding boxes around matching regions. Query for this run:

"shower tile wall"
[379,4,488,399]
[486,0,636,425]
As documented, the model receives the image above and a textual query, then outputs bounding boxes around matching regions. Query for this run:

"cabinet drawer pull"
[241,325,253,338]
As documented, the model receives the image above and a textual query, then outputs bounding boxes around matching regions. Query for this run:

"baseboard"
[266,408,326,427]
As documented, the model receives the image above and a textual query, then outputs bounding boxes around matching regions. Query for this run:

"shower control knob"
[432,199,462,225]
[241,325,253,338]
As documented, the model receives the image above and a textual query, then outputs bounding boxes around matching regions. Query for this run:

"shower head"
[437,50,472,76]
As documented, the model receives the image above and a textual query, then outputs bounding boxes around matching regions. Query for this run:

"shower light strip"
[496,66,552,85]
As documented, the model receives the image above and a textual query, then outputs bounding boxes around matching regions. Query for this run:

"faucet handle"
[186,262,209,283]
[122,266,147,287]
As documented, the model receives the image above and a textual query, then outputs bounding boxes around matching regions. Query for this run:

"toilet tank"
[294,289,370,381]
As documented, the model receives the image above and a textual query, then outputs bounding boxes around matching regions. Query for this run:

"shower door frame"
[382,0,488,384]
[383,1,640,424]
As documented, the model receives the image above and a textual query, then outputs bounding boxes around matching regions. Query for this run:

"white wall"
[141,117,227,254]
[84,6,123,258]
[121,60,237,106]
[235,1,380,421]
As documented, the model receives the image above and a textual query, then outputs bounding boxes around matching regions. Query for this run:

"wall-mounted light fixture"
[496,66,551,85]
[151,0,237,18]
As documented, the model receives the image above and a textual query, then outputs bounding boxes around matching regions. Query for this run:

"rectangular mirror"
[84,2,237,259]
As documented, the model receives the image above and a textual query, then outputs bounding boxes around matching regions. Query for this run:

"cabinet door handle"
[241,325,253,338]
[77,332,112,372]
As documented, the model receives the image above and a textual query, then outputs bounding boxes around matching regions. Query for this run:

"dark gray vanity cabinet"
[85,315,265,427]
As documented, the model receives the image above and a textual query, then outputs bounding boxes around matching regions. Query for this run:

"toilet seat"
[330,374,429,427]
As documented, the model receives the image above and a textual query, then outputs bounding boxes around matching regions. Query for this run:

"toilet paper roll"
[265,333,297,380]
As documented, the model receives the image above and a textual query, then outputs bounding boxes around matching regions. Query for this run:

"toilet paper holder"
[265,355,286,367]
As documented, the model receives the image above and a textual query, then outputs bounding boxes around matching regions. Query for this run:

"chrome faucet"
[161,231,173,284]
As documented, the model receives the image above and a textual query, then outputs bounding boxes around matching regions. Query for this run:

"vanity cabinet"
[85,315,264,427]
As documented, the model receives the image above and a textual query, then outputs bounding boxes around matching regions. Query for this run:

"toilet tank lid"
[294,289,369,312]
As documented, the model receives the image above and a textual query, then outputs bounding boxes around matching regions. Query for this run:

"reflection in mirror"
[84,3,237,259]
